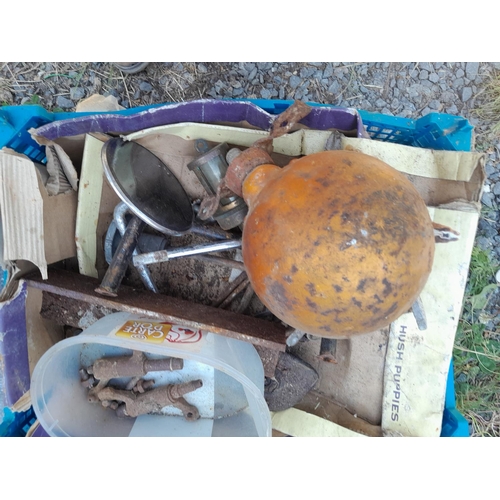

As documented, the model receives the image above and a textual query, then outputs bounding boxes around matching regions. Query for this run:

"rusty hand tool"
[98,379,203,421]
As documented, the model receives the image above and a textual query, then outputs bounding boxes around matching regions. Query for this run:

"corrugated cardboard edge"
[0,149,47,279]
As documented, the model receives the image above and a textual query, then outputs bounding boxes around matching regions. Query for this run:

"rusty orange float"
[241,150,435,338]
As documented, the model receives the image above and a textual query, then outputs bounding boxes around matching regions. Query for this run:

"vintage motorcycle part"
[188,139,248,230]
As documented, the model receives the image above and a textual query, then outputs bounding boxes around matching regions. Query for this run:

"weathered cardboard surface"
[0,149,77,287]
[382,207,479,436]
[76,135,108,278]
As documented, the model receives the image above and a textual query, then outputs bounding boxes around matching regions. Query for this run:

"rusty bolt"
[81,375,96,388]
[169,379,203,400]
[133,379,155,393]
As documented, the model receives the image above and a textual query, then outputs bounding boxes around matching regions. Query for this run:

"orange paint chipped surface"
[242,150,435,338]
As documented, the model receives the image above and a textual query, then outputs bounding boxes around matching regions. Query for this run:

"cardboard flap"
[0,149,47,279]
[0,148,77,287]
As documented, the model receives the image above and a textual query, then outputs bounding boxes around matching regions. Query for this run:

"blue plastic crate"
[0,103,165,164]
[244,98,473,151]
[0,407,36,437]
[0,99,473,437]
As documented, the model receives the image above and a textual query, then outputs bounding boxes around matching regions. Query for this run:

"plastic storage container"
[31,312,271,437]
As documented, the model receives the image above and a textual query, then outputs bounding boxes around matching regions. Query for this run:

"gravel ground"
[1,61,499,433]
[3,62,499,257]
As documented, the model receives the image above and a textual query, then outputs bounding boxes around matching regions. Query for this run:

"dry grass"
[472,69,500,138]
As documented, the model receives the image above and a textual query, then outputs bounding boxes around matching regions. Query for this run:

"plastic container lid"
[31,312,271,437]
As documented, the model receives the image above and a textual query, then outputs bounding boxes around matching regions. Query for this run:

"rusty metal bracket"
[85,350,184,403]
[25,269,287,352]
[98,379,203,421]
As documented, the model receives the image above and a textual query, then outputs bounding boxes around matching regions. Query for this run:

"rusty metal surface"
[26,269,287,351]
[96,215,146,297]
[254,99,313,153]
[213,272,248,307]
[253,345,280,379]
[98,380,203,420]
[89,350,183,381]
[317,338,338,364]
[236,283,254,314]
[224,148,275,198]
[199,101,313,215]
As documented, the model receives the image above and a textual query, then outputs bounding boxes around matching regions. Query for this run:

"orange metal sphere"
[241,150,435,338]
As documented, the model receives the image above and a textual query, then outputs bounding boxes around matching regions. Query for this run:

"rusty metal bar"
[213,272,248,307]
[96,215,145,297]
[25,269,287,351]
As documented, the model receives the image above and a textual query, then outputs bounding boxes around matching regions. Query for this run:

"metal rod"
[219,279,250,310]
[114,202,158,293]
[235,283,254,313]
[213,272,248,307]
[133,240,242,267]
[96,215,146,297]
[190,221,237,240]
[188,254,246,271]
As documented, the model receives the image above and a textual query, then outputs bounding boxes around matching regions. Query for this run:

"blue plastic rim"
[0,99,473,437]
[0,100,474,164]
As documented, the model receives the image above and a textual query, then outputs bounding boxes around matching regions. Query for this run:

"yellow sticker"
[115,320,203,345]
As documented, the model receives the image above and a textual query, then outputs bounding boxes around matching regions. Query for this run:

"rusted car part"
[98,379,203,421]
[199,101,313,218]
[96,138,194,297]
[96,215,146,297]
[85,350,184,403]
[264,352,319,412]
[240,150,437,339]
[132,239,242,267]
[26,269,287,352]
[317,338,338,364]
[188,139,248,230]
